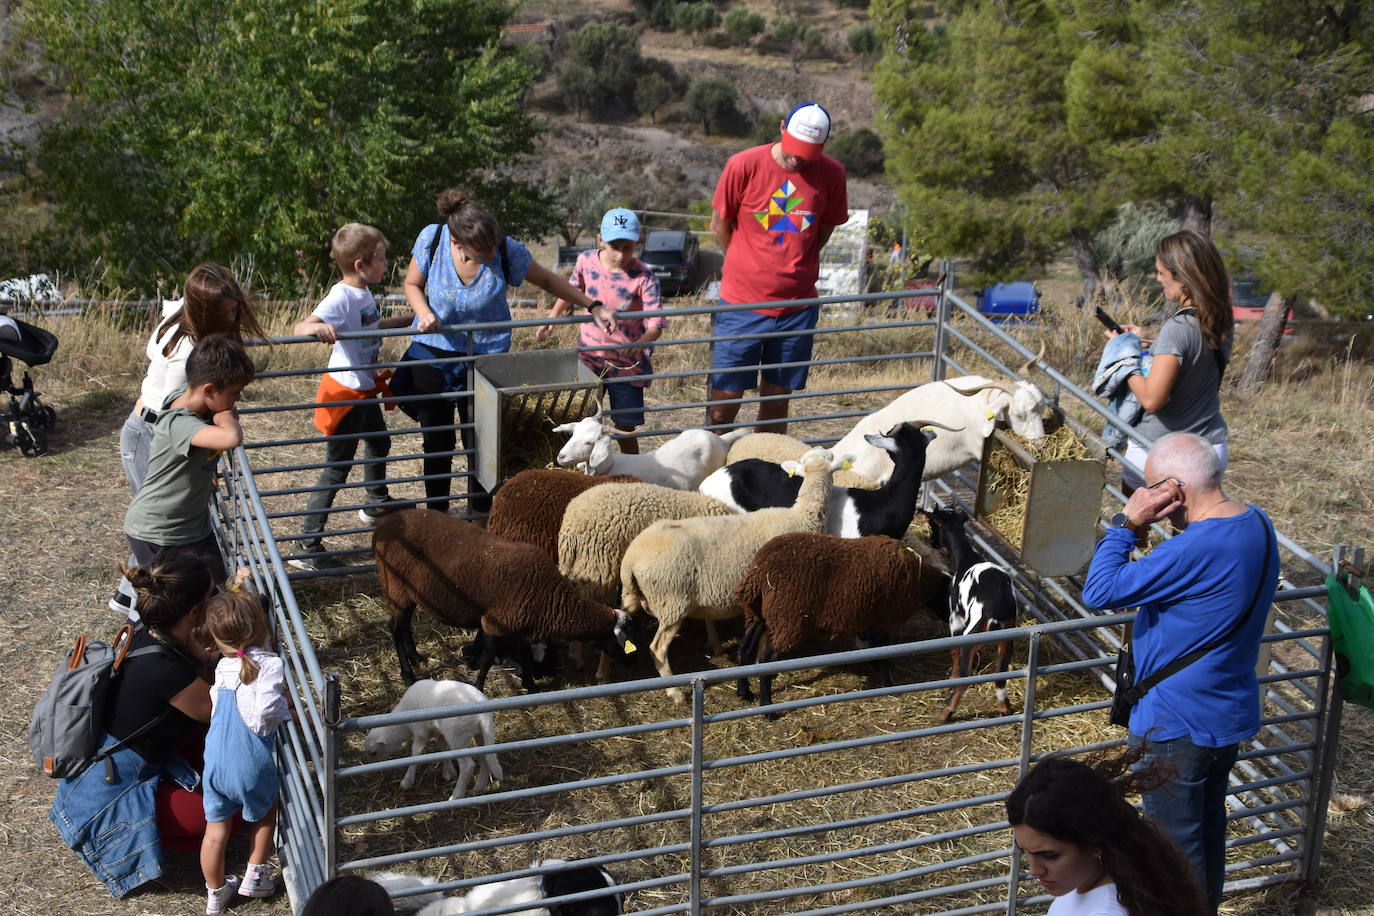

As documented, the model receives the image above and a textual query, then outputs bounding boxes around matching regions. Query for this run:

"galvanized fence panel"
[211,279,1338,913]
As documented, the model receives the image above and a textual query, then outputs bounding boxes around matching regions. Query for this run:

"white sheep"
[619,447,845,702]
[369,871,445,912]
[363,679,503,802]
[414,859,622,916]
[831,347,1049,484]
[552,413,747,490]
[725,431,880,489]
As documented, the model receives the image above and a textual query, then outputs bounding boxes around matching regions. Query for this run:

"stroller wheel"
[14,421,46,458]
[36,403,56,429]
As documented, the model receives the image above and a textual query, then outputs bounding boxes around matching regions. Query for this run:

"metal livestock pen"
[212,270,1342,914]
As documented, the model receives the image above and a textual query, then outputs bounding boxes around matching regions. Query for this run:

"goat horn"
[907,418,964,433]
[1017,341,1047,377]
[945,379,1017,397]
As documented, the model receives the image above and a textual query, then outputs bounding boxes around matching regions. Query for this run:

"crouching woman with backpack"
[49,547,222,897]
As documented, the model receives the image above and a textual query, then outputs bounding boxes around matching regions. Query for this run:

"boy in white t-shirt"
[289,223,412,570]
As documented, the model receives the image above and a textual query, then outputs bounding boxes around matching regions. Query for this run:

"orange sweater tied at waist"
[312,370,394,436]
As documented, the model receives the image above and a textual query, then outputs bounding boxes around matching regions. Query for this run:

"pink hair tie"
[235,649,245,657]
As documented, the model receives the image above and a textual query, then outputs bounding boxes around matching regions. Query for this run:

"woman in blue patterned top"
[399,188,615,515]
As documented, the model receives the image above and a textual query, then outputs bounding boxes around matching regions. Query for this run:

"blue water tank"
[977,282,1041,322]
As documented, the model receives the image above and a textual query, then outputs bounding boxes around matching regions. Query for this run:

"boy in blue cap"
[539,208,665,453]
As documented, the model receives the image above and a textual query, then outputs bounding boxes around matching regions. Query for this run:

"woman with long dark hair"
[398,189,615,515]
[1109,229,1234,491]
[1006,750,1206,915]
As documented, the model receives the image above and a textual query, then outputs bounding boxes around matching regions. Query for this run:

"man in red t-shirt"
[708,101,849,434]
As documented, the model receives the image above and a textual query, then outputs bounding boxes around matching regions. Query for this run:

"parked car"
[557,244,594,270]
[642,230,700,297]
[1232,276,1293,334]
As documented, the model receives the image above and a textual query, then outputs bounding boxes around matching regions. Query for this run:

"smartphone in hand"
[1094,306,1124,334]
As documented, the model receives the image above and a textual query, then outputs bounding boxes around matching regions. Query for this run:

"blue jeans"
[50,733,200,898]
[1130,732,1238,914]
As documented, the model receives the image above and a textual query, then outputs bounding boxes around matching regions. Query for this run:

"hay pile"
[979,425,1096,549]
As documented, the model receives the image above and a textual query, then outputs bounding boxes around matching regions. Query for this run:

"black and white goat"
[697,420,960,538]
[923,506,1018,723]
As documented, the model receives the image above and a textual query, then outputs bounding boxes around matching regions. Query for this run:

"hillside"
[503,0,893,215]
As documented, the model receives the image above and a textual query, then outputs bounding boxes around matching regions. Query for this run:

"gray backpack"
[29,624,171,780]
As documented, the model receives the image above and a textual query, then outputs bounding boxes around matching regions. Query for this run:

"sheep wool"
[736,533,950,654]
[725,431,879,489]
[373,510,633,688]
[487,469,637,560]
[558,483,739,606]
[618,448,841,702]
[733,533,952,712]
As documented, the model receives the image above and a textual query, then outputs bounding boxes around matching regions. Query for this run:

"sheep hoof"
[764,710,782,722]
[937,709,954,724]
[400,777,416,790]
[666,688,686,704]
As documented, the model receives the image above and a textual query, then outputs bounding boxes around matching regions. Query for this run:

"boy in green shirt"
[123,334,256,586]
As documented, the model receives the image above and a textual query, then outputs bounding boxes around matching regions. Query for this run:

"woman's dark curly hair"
[1006,748,1206,916]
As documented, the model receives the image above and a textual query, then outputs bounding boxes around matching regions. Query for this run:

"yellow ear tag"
[841,459,853,470]
[986,409,996,420]
[787,466,798,478]
[622,639,638,654]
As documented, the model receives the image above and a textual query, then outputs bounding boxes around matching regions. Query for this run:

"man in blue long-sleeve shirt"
[1083,432,1278,914]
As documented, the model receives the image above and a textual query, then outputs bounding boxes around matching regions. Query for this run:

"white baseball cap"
[780,102,832,161]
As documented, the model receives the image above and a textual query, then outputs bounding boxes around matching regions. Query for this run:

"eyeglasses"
[1146,476,1184,490]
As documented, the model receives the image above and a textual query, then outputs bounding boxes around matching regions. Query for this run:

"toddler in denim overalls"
[200,588,292,915]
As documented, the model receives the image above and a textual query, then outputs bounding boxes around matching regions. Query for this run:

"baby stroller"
[0,313,59,457]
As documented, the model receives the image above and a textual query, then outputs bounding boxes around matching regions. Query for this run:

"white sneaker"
[206,875,241,915]
[238,865,277,898]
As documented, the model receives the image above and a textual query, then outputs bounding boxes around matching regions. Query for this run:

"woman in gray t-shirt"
[1108,230,1235,491]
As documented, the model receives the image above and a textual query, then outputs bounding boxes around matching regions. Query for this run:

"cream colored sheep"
[725,431,879,489]
[558,483,740,606]
[618,448,844,702]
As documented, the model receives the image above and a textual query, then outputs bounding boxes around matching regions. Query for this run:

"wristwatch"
[1109,511,1137,531]
[585,299,604,313]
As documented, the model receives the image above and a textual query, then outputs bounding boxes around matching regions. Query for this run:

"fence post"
[690,676,706,916]
[1005,630,1040,916]
[323,671,342,882]
[933,259,955,382]
[1300,549,1349,888]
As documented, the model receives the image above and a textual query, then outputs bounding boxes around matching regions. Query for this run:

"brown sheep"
[486,469,637,559]
[734,533,951,716]
[373,509,635,690]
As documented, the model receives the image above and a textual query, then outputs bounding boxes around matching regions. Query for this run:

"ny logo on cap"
[615,215,629,228]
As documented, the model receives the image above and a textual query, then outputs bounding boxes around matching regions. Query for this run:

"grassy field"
[1,293,1370,915]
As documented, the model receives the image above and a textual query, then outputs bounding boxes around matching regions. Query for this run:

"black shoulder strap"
[424,223,444,283]
[1125,513,1275,703]
[499,237,511,286]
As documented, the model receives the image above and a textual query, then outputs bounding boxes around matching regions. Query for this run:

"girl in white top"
[1007,751,1206,916]
[200,586,291,915]
[113,264,265,616]
[120,263,265,493]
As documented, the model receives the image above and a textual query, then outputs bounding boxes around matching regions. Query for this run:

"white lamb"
[553,413,747,490]
[370,871,445,912]
[619,447,845,702]
[363,679,503,802]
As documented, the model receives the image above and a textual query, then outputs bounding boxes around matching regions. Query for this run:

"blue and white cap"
[600,208,641,243]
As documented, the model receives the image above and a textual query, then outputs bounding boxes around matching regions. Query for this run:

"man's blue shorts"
[710,304,819,393]
[603,378,646,429]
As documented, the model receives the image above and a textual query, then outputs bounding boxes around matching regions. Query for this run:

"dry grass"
[1,297,1371,915]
